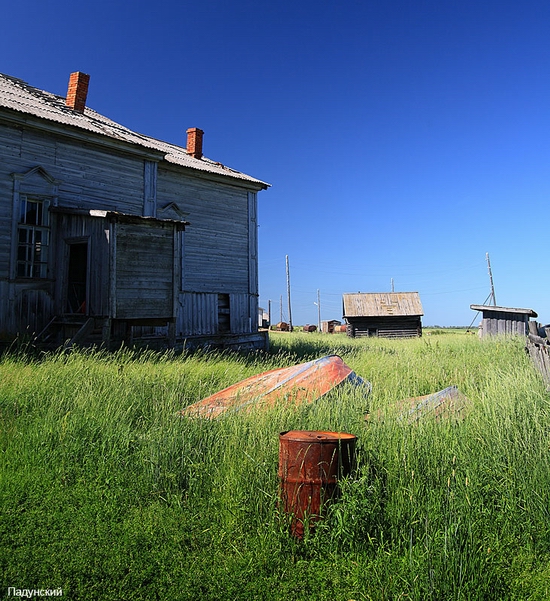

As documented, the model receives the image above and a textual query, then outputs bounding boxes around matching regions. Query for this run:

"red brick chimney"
[186,128,204,159]
[66,72,90,113]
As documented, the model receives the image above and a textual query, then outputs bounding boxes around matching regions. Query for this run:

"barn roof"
[470,304,538,318]
[0,73,269,189]
[343,292,424,318]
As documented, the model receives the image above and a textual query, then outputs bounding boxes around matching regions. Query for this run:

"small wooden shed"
[470,304,538,338]
[321,319,341,334]
[343,292,423,338]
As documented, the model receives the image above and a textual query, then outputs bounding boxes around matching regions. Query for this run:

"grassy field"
[1,332,550,600]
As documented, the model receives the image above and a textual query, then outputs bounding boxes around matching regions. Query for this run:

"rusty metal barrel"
[278,430,357,538]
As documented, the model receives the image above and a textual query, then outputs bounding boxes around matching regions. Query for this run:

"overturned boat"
[366,385,471,424]
[181,355,370,419]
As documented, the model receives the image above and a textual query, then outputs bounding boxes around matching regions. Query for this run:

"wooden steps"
[34,315,106,349]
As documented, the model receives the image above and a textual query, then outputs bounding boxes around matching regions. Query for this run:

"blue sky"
[3,0,549,326]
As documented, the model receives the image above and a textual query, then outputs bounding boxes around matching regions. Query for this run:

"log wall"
[346,316,422,338]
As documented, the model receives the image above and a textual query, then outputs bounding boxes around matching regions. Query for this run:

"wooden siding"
[248,192,259,331]
[177,292,255,336]
[13,286,54,336]
[2,126,146,214]
[1,115,261,344]
[143,160,158,217]
[54,138,145,212]
[0,139,62,279]
[178,292,218,335]
[0,124,21,276]
[480,314,529,337]
[53,211,110,316]
[113,221,177,320]
[157,164,250,294]
[0,281,54,336]
[231,293,255,334]
[470,305,537,338]
[0,281,8,334]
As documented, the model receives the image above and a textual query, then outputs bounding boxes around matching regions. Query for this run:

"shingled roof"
[0,72,269,189]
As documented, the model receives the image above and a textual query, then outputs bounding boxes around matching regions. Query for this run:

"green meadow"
[1,332,550,600]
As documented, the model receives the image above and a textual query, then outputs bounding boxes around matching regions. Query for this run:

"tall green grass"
[1,334,550,600]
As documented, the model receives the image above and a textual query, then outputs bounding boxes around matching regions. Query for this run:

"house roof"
[470,304,538,318]
[343,292,424,317]
[0,73,269,189]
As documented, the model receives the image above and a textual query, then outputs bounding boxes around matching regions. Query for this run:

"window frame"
[16,194,51,279]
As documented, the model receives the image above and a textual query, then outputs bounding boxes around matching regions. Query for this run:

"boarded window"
[113,221,176,320]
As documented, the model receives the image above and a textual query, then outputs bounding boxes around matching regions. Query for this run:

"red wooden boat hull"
[181,355,370,419]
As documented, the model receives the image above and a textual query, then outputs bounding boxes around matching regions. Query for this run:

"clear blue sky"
[3,0,549,327]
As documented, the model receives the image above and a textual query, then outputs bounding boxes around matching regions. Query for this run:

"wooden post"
[286,255,293,332]
[486,253,496,306]
[317,289,321,331]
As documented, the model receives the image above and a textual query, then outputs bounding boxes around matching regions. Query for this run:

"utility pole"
[268,299,271,328]
[486,252,496,306]
[280,295,283,323]
[391,278,394,293]
[286,255,293,331]
[316,289,321,331]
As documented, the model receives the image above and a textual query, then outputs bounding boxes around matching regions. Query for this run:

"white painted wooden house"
[0,72,269,350]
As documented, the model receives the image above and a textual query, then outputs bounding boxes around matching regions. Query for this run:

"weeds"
[1,334,549,599]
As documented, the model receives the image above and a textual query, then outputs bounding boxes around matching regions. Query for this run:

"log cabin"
[0,71,269,350]
[343,292,423,338]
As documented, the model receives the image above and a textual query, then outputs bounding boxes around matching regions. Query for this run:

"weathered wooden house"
[343,292,423,338]
[470,304,538,338]
[0,71,269,349]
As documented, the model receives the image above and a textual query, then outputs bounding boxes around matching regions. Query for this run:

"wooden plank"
[114,221,175,319]
[157,166,250,293]
[143,160,158,217]
[177,292,217,336]
[526,335,550,388]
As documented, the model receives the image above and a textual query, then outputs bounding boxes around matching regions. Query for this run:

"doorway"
[66,242,88,314]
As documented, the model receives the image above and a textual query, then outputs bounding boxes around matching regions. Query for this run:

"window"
[17,195,50,278]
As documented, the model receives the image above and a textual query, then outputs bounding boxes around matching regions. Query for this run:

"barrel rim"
[279,430,357,442]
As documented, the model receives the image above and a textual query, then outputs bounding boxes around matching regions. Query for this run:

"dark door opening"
[218,293,230,333]
[66,242,88,314]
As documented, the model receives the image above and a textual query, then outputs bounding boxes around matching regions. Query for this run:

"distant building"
[321,320,341,334]
[258,307,269,329]
[470,304,537,338]
[343,292,423,338]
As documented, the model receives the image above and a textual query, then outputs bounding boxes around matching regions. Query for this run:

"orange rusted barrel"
[278,430,357,538]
